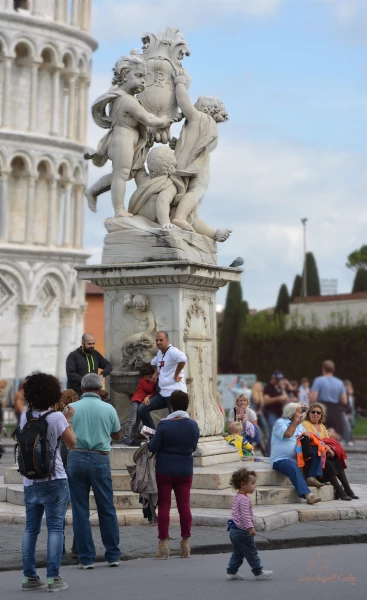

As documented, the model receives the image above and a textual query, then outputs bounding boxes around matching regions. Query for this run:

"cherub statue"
[85,54,173,218]
[121,293,156,369]
[129,145,231,242]
[128,146,181,229]
[123,293,156,342]
[170,69,232,242]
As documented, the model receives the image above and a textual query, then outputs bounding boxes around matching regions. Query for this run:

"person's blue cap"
[272,370,284,380]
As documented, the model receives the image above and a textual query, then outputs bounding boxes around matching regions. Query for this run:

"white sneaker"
[77,564,94,570]
[255,570,273,580]
[347,441,355,447]
[108,562,120,567]
[227,573,244,580]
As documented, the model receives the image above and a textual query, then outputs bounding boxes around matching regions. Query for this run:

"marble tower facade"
[0,0,97,378]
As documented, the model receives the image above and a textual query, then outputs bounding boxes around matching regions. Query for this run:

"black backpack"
[12,410,60,480]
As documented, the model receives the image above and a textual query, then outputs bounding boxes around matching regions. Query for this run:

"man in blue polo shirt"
[310,360,347,436]
[66,373,121,569]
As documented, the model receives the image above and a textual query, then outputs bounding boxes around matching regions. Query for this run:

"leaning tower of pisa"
[0,0,97,380]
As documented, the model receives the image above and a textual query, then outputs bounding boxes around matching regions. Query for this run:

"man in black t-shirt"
[263,370,288,432]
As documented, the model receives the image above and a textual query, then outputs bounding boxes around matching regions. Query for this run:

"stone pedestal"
[76,260,241,458]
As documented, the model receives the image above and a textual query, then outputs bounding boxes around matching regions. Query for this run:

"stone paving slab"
[1,519,367,572]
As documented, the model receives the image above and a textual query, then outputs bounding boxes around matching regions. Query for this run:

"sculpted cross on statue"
[85,27,232,243]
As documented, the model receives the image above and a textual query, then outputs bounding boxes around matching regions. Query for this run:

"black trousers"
[323,402,344,435]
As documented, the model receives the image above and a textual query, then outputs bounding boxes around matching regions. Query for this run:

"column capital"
[59,306,74,326]
[78,303,88,317]
[18,304,37,322]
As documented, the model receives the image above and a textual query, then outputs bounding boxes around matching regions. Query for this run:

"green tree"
[218,281,243,372]
[291,274,302,300]
[275,284,290,315]
[352,268,367,293]
[347,245,367,270]
[233,300,249,372]
[303,252,321,296]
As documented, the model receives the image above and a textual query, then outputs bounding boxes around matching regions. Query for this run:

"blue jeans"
[136,392,171,429]
[67,451,120,565]
[227,528,263,576]
[22,479,69,579]
[273,447,322,497]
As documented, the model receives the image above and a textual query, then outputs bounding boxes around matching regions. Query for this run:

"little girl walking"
[227,468,273,581]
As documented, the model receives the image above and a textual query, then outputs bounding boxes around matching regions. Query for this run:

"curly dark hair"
[140,363,155,377]
[170,390,189,412]
[23,372,62,412]
[230,468,256,491]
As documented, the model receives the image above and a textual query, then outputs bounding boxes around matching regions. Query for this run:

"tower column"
[0,170,9,241]
[17,305,37,378]
[67,74,76,140]
[47,179,58,246]
[25,175,36,243]
[73,184,85,248]
[51,65,61,136]
[78,78,86,142]
[29,62,40,132]
[2,57,12,128]
[55,0,64,22]
[62,182,72,247]
[57,307,74,380]
[71,0,79,26]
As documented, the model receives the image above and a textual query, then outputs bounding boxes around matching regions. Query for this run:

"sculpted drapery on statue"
[85,27,232,254]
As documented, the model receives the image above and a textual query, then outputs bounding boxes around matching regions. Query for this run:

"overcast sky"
[84,0,367,309]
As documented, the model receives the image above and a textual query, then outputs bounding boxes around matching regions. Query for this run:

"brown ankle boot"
[306,494,321,505]
[155,539,169,560]
[179,538,190,558]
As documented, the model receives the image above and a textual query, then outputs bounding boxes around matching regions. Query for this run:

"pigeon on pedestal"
[229,257,244,268]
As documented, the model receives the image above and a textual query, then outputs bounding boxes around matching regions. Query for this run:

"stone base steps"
[3,461,294,490]
[1,459,335,509]
[1,481,334,509]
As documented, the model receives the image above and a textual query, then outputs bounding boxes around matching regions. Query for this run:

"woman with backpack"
[15,373,76,593]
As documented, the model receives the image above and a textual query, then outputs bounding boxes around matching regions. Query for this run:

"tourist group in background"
[227,360,356,450]
[5,329,359,591]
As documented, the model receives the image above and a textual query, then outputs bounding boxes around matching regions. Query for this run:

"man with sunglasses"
[310,360,347,436]
[137,331,187,429]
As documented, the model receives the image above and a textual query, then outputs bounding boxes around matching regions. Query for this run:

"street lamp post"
[301,218,308,297]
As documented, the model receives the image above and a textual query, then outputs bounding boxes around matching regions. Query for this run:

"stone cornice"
[76,261,242,290]
[0,11,98,52]
[0,130,87,154]
[0,243,90,262]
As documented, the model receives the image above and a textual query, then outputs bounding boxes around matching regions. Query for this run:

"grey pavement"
[1,519,367,572]
[0,545,365,600]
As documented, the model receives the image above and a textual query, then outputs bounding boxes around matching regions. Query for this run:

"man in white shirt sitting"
[137,331,187,429]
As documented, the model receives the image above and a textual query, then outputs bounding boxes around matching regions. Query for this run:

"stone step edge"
[0,503,366,530]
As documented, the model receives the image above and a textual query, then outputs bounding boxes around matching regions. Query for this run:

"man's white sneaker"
[347,441,355,447]
[108,562,120,567]
[255,570,273,580]
[77,564,94,570]
[227,573,244,580]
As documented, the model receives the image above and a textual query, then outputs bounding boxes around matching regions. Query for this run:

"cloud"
[322,0,367,43]
[83,128,366,308]
[91,0,283,42]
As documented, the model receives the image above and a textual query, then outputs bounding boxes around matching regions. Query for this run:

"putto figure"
[85,54,172,218]
[171,69,231,242]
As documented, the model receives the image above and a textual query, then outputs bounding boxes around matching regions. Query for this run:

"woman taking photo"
[303,403,358,501]
[149,390,200,560]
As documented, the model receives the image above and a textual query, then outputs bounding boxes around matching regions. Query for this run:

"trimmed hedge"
[240,325,367,408]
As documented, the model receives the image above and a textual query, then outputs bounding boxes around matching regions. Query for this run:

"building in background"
[0,0,97,378]
[288,292,367,329]
[85,282,104,355]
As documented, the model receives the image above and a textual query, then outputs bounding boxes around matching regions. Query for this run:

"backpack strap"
[233,406,236,420]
